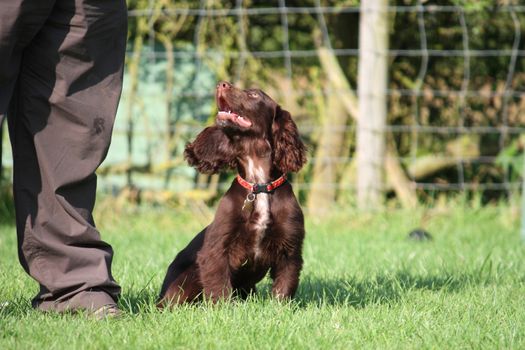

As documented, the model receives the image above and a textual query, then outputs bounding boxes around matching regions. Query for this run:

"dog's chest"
[246,158,272,258]
[251,194,270,256]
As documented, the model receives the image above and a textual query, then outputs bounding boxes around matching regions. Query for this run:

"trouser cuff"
[34,290,117,313]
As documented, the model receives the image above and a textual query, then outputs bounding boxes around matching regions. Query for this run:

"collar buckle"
[252,183,271,194]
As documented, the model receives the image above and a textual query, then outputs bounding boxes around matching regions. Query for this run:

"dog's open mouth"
[216,97,252,128]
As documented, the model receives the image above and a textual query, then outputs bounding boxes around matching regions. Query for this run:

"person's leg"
[0,1,55,122]
[7,0,127,312]
[0,0,56,289]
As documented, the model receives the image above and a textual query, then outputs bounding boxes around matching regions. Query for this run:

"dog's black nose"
[217,81,232,90]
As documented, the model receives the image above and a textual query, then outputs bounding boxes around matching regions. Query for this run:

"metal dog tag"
[242,192,256,212]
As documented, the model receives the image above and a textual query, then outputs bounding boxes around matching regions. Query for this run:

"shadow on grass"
[295,269,495,308]
[119,291,164,314]
[117,277,160,314]
[2,265,496,316]
[116,265,497,312]
[0,270,494,317]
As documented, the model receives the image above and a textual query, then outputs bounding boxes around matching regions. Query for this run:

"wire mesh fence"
[1,1,524,207]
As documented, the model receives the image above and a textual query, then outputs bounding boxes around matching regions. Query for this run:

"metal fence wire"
[1,2,525,206]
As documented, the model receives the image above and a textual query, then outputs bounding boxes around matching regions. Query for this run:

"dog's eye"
[248,92,259,98]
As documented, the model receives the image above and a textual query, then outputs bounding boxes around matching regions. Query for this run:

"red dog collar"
[236,174,287,194]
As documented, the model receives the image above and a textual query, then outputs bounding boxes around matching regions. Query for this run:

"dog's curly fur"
[158,81,307,306]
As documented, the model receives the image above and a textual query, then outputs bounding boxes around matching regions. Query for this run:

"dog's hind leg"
[158,228,207,300]
[157,265,202,307]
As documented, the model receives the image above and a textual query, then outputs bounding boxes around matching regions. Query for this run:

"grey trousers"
[0,0,127,311]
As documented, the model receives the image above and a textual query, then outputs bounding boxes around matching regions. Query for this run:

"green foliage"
[112,0,525,204]
[496,134,525,182]
[449,0,496,11]
[0,185,15,224]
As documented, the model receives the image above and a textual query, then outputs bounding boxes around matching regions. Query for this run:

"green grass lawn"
[1,204,524,349]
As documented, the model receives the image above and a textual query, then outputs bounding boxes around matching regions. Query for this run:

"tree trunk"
[357,0,389,209]
[314,27,417,209]
[385,140,417,208]
[307,89,349,214]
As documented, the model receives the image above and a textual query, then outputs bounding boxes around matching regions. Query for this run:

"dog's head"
[184,81,307,174]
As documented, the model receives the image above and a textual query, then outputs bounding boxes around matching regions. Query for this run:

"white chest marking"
[246,157,271,258]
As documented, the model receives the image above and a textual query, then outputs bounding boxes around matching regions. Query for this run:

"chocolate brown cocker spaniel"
[158,81,307,306]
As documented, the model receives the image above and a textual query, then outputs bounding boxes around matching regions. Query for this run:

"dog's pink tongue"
[235,115,252,128]
[217,111,252,128]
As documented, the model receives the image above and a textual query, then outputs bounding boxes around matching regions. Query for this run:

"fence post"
[357,0,389,209]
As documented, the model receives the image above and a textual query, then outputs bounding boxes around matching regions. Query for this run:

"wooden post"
[357,0,389,209]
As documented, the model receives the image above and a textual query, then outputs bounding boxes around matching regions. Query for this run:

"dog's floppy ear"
[184,126,237,174]
[271,106,307,173]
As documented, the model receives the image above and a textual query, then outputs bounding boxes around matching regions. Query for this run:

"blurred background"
[1,0,524,216]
